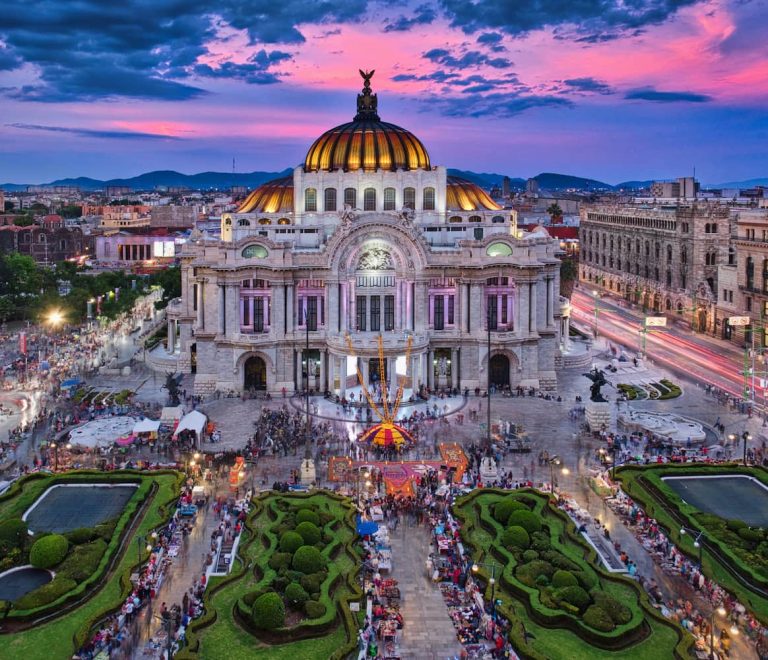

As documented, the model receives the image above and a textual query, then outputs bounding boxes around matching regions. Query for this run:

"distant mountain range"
[0,169,763,193]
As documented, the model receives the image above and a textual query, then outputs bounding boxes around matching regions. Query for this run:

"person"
[425,554,433,579]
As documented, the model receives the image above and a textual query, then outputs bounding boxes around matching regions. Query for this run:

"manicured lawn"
[182,491,361,660]
[616,464,768,624]
[0,470,181,658]
[453,489,691,660]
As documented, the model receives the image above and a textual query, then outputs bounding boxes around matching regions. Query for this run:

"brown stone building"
[0,224,93,264]
[579,202,731,334]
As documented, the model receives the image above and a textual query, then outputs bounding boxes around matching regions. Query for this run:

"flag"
[19,332,26,355]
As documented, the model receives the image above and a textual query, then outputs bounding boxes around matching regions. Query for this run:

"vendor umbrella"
[358,422,414,450]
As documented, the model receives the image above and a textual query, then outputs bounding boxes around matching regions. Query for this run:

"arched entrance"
[244,356,267,390]
[190,343,197,374]
[490,354,510,388]
[697,309,707,333]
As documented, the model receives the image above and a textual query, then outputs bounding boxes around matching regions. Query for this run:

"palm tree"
[546,203,563,222]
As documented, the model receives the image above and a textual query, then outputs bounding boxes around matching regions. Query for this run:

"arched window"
[762,259,768,292]
[344,187,356,208]
[705,223,711,233]
[645,241,650,256]
[448,216,462,223]
[468,215,482,222]
[666,298,672,311]
[491,215,505,223]
[746,256,754,289]
[423,187,435,211]
[636,239,640,254]
[304,188,317,212]
[712,223,718,233]
[681,248,687,264]
[363,187,376,211]
[324,187,337,212]
[403,187,415,209]
[258,218,271,225]
[237,219,251,227]
[728,247,736,265]
[666,245,672,262]
[224,218,232,226]
[655,242,660,259]
[277,218,291,225]
[666,270,672,286]
[383,187,396,211]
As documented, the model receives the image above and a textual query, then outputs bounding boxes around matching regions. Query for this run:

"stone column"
[225,283,239,337]
[167,319,174,353]
[529,281,537,334]
[451,349,458,388]
[361,358,369,389]
[196,281,204,329]
[286,283,295,334]
[427,350,434,389]
[328,354,335,394]
[415,282,428,332]
[339,356,347,397]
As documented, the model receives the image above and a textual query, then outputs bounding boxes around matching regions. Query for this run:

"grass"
[615,464,768,624]
[182,491,361,660]
[0,470,182,658]
[453,489,691,659]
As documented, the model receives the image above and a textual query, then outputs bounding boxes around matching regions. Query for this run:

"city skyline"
[1,0,766,183]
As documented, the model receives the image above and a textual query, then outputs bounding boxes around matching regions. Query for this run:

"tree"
[560,257,578,299]
[546,203,563,221]
[59,205,82,219]
[12,216,33,227]
[3,201,14,212]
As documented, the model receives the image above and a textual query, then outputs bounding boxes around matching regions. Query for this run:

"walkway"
[388,519,462,659]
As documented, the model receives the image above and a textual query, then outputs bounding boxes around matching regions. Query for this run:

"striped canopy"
[359,422,414,450]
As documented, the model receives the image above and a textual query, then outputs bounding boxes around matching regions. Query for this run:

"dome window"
[304,188,317,212]
[469,215,482,223]
[383,187,396,211]
[237,219,251,227]
[242,244,268,259]
[448,216,462,223]
[486,242,513,257]
[224,218,232,226]
[324,188,337,212]
[277,218,291,225]
[344,187,357,209]
[491,215,505,223]
[364,188,377,211]
[258,218,271,225]
[403,187,415,210]
[423,187,435,211]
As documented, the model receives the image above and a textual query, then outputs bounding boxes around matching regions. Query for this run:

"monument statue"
[163,372,181,406]
[583,366,609,403]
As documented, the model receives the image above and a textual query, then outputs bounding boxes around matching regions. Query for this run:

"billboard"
[728,316,751,327]
[644,317,667,327]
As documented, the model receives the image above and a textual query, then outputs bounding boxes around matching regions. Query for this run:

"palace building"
[168,73,565,395]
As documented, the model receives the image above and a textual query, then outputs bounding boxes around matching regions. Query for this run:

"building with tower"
[167,72,565,395]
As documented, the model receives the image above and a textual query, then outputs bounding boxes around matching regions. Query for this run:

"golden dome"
[447,176,502,211]
[237,176,293,213]
[304,70,430,173]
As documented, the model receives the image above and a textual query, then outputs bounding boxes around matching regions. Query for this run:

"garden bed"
[452,489,691,659]
[179,490,362,660]
[616,464,768,623]
[0,470,182,655]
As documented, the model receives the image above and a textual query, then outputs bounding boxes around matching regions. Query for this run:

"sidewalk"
[388,519,462,659]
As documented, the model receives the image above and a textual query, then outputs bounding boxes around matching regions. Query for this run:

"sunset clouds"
[0,0,765,182]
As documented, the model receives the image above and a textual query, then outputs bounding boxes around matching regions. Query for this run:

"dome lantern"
[303,70,431,173]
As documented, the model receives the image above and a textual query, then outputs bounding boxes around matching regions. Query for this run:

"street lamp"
[136,531,159,574]
[472,560,501,620]
[709,605,726,659]
[49,441,72,471]
[592,290,601,338]
[680,527,704,567]
[741,431,752,466]
[547,456,568,494]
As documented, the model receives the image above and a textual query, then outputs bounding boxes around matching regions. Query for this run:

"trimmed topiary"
[251,592,285,629]
[29,534,69,569]
[279,531,304,554]
[592,591,632,625]
[516,560,554,587]
[0,519,28,551]
[292,545,324,574]
[57,539,107,582]
[556,585,591,612]
[295,509,320,526]
[726,519,748,532]
[493,498,528,525]
[295,521,322,546]
[13,576,76,610]
[300,572,325,595]
[501,525,530,550]
[552,569,578,588]
[583,604,616,632]
[285,582,309,608]
[65,527,97,545]
[304,599,326,619]
[530,531,551,552]
[508,510,543,534]
[268,552,292,571]
[522,549,539,562]
[737,527,763,544]
[573,570,598,590]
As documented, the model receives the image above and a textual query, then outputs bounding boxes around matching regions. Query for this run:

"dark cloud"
[477,32,503,45]
[625,87,712,102]
[562,77,614,95]
[195,50,292,84]
[429,92,573,118]
[423,47,512,69]
[0,0,370,101]
[392,71,461,83]
[439,0,701,41]
[384,4,436,32]
[7,123,182,140]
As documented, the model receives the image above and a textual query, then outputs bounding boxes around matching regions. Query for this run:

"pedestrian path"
[389,520,462,659]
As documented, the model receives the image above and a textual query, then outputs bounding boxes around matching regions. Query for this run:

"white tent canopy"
[160,406,184,422]
[173,410,207,441]
[69,416,136,449]
[133,419,161,434]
